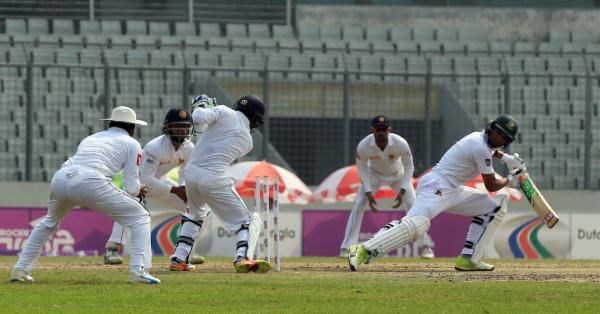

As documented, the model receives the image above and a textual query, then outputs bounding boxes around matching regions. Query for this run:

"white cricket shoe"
[419,246,435,259]
[129,269,161,284]
[10,268,34,283]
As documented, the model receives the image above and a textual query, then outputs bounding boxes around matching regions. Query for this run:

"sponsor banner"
[0,207,114,256]
[487,213,571,259]
[149,209,303,257]
[302,210,470,257]
[569,214,600,259]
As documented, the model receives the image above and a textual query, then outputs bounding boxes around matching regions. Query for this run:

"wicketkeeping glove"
[191,94,218,111]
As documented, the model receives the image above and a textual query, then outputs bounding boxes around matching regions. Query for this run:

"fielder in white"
[340,115,434,259]
[102,108,207,271]
[10,106,160,284]
[349,114,525,271]
[183,94,270,273]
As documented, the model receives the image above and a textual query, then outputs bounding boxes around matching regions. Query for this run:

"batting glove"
[502,152,526,172]
[191,94,218,111]
[507,174,521,189]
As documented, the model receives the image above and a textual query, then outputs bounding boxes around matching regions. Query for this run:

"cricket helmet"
[162,108,193,145]
[233,95,266,129]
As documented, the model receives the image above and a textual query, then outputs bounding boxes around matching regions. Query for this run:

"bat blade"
[518,173,559,229]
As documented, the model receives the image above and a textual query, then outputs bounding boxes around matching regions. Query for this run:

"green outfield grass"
[1,256,600,313]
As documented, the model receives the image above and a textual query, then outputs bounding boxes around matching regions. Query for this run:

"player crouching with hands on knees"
[11,106,160,284]
[348,114,525,272]
[185,94,271,273]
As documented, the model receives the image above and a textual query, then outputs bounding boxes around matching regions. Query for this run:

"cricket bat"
[517,173,559,228]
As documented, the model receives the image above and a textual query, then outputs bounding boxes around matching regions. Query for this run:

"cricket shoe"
[188,254,206,265]
[104,249,124,265]
[419,246,435,259]
[169,258,196,271]
[10,268,34,283]
[129,269,161,284]
[348,244,369,271]
[234,259,272,274]
[339,248,349,258]
[454,255,494,271]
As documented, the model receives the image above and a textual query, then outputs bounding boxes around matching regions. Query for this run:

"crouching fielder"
[103,108,208,271]
[183,94,271,273]
[11,106,160,284]
[349,115,525,271]
[340,115,434,259]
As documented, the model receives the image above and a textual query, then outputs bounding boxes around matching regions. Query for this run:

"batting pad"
[363,216,430,258]
[471,194,508,263]
[246,212,262,260]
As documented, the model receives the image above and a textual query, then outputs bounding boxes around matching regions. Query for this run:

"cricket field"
[1,256,600,313]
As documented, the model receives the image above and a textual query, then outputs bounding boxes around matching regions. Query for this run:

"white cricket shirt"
[356,133,414,193]
[63,127,142,196]
[140,134,194,195]
[432,131,495,188]
[187,105,253,186]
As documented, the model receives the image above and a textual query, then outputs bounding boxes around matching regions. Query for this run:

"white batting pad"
[246,212,262,260]
[471,194,508,263]
[363,216,430,258]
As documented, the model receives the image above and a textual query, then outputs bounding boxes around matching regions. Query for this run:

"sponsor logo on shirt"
[146,158,154,164]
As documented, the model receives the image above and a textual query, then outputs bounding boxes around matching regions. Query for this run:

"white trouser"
[406,172,500,256]
[15,165,151,273]
[340,174,420,250]
[406,172,498,220]
[184,171,251,260]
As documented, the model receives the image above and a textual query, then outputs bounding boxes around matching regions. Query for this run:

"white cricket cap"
[100,106,147,125]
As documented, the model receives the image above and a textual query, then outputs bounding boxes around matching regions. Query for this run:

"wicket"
[254,176,281,272]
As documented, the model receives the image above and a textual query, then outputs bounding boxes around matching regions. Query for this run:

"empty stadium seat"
[27,18,48,35]
[6,18,27,34]
[126,21,147,35]
[273,25,294,39]
[226,23,247,38]
[52,19,74,35]
[101,20,122,35]
[298,25,320,40]
[175,22,196,36]
[149,22,170,36]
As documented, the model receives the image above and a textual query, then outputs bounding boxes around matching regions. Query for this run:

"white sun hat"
[100,106,147,125]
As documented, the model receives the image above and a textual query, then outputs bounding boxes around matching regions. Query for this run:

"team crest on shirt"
[388,154,396,160]
[178,159,185,165]
[485,158,492,166]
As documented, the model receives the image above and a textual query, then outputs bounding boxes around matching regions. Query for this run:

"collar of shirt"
[108,127,129,136]
[480,130,492,149]
[236,111,251,130]
[369,133,394,152]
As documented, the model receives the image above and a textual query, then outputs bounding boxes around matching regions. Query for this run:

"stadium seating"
[0,18,595,188]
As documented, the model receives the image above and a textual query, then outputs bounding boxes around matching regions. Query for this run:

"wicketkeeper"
[103,108,209,271]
